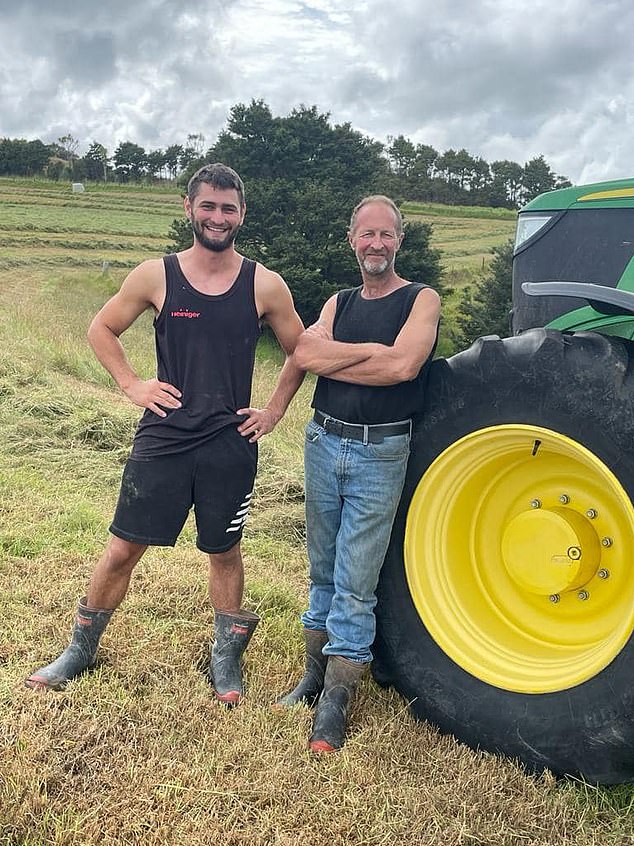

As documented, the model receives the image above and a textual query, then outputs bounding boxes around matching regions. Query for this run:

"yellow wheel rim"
[405,425,634,693]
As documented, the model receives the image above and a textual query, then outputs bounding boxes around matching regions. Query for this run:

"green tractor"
[374,178,634,784]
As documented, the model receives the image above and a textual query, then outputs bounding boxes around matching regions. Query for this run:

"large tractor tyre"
[373,328,634,784]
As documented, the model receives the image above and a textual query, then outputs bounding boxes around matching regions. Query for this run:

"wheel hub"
[501,506,600,595]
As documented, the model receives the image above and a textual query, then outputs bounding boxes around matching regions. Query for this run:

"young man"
[278,195,440,750]
[26,163,305,704]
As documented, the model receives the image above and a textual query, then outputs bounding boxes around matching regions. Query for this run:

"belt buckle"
[322,414,341,437]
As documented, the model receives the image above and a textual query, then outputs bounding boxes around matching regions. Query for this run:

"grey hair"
[349,195,403,235]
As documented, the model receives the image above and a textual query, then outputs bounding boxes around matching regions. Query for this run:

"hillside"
[0,177,515,278]
[402,200,516,277]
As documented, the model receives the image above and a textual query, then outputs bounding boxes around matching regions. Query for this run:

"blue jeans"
[301,417,410,663]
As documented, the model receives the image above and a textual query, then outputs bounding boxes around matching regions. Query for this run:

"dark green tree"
[396,222,444,288]
[168,101,442,325]
[146,148,167,180]
[436,149,463,186]
[179,134,206,174]
[383,135,419,199]
[0,138,51,175]
[387,135,417,177]
[469,157,492,192]
[454,149,479,190]
[164,144,183,179]
[414,144,438,178]
[210,100,279,179]
[453,239,514,347]
[113,141,147,182]
[491,160,523,206]
[520,156,556,204]
[165,216,192,254]
[84,141,109,181]
[400,143,438,201]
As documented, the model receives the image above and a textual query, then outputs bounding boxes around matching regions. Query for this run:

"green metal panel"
[523,178,634,212]
[546,311,634,338]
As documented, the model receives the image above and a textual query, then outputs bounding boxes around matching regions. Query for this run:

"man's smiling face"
[349,201,404,277]
[186,184,245,252]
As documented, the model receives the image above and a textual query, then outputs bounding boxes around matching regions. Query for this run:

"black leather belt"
[313,410,411,444]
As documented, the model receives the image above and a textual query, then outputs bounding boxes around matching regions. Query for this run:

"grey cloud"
[51,30,116,87]
[295,2,333,24]
[319,0,634,180]
[1,0,633,182]
[339,0,634,131]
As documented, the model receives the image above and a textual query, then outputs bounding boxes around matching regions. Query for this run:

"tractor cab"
[513,178,634,338]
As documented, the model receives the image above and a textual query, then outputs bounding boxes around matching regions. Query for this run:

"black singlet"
[131,253,261,458]
[311,283,437,425]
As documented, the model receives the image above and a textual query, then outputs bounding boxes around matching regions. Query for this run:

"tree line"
[0,133,207,184]
[1,100,569,209]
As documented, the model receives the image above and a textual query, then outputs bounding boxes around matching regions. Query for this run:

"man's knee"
[208,542,242,569]
[103,536,147,572]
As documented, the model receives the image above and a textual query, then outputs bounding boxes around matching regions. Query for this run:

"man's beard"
[361,254,390,275]
[192,218,241,253]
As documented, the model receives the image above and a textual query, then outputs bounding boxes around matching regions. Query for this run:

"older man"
[279,195,440,751]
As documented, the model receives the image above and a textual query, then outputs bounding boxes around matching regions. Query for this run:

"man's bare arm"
[327,288,441,384]
[87,260,182,417]
[237,267,306,442]
[292,296,374,374]
[293,288,441,386]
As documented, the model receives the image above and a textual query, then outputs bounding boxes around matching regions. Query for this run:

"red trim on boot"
[214,689,241,706]
[308,739,337,753]
[24,675,51,690]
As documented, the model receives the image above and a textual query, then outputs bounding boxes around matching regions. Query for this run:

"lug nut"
[549,594,560,603]
[530,499,541,509]
[601,537,613,547]
[586,509,597,519]
[598,569,610,579]
[559,494,570,504]
[578,590,590,601]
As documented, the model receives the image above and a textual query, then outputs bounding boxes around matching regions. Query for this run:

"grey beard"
[362,256,390,275]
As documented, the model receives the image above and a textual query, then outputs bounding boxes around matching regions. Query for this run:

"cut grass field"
[401,200,516,276]
[1,179,633,845]
[0,179,178,272]
[0,178,515,278]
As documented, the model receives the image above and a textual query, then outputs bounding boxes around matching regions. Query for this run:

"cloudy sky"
[1,0,632,185]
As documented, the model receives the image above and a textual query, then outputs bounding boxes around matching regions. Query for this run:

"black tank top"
[131,253,261,458]
[311,283,436,425]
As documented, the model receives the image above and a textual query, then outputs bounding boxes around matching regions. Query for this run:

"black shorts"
[110,427,258,553]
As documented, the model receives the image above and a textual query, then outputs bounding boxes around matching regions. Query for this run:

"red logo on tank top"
[170,309,201,318]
